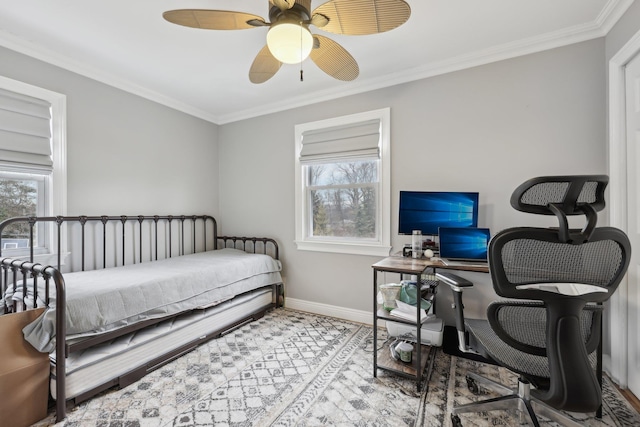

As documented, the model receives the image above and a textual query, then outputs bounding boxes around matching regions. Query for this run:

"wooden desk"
[372,256,488,390]
[372,256,489,274]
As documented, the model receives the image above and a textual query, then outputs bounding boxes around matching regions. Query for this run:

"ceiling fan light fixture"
[266,22,313,64]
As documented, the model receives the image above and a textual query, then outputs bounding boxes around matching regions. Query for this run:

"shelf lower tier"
[376,341,430,381]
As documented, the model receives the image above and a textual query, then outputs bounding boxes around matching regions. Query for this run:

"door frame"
[608,27,640,388]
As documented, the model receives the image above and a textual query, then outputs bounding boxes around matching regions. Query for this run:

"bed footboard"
[0,258,67,423]
[217,236,279,260]
[218,236,283,307]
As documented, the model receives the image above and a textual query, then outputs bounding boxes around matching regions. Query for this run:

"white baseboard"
[284,297,373,326]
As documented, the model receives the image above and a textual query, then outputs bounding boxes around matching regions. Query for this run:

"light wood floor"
[617,385,640,413]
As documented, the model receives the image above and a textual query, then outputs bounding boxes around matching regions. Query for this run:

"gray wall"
[218,39,606,324]
[0,45,220,218]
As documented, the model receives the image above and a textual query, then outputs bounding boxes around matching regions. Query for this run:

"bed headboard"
[0,214,280,319]
[0,215,218,271]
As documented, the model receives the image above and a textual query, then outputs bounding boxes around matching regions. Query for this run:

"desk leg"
[416,291,422,391]
[373,268,378,378]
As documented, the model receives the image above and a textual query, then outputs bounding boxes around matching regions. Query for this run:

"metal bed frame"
[0,215,282,422]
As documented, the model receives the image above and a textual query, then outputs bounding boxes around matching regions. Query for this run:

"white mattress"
[51,287,273,400]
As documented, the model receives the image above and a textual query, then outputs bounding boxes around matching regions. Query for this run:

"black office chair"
[436,175,631,427]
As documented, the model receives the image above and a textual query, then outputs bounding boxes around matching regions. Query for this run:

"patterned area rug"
[40,309,423,427]
[36,309,640,427]
[418,345,640,426]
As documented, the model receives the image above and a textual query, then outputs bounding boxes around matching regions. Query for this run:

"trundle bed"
[0,214,283,422]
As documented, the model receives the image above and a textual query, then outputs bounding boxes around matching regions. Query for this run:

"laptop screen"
[438,227,491,262]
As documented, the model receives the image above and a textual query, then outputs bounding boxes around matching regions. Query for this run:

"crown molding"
[597,0,634,34]
[0,31,221,124]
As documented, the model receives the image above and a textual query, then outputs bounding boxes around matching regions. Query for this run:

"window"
[0,76,67,261]
[0,171,48,252]
[294,108,391,256]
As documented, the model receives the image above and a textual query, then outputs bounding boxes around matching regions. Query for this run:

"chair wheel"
[465,376,479,393]
[451,414,463,427]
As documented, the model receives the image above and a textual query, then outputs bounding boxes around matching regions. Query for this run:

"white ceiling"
[0,0,633,124]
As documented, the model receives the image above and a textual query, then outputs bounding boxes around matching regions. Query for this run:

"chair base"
[451,372,584,427]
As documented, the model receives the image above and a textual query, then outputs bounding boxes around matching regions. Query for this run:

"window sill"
[295,240,391,257]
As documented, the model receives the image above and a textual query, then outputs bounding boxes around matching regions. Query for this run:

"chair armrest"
[436,271,473,353]
[435,271,473,289]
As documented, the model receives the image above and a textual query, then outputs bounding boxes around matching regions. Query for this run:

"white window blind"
[299,119,381,164]
[0,87,53,172]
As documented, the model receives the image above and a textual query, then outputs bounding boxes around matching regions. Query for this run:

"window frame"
[294,108,391,256]
[0,76,67,262]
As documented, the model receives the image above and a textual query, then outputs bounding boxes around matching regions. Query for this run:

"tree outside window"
[308,160,378,240]
[0,174,40,248]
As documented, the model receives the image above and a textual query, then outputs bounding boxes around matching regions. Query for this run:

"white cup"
[396,341,413,363]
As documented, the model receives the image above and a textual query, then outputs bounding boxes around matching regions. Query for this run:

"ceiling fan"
[163,0,411,84]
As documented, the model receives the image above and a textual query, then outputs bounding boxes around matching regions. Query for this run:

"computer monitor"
[398,191,479,236]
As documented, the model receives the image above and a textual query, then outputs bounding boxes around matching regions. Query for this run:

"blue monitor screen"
[398,191,479,235]
[438,227,490,261]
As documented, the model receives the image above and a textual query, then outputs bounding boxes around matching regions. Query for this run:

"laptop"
[438,227,490,266]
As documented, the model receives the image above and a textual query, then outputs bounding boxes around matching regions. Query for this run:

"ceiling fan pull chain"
[300,22,304,82]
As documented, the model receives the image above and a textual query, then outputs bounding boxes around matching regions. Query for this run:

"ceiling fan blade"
[312,0,410,35]
[249,45,283,84]
[271,0,296,10]
[163,10,266,30]
[310,35,359,81]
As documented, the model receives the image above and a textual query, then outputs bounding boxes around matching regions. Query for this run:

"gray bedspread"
[22,248,282,352]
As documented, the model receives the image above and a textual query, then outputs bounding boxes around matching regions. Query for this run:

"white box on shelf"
[386,317,444,347]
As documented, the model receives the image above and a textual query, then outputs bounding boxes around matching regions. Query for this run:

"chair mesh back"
[495,303,596,349]
[501,238,623,287]
[489,227,629,303]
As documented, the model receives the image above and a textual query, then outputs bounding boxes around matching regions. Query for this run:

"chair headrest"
[510,175,607,216]
[510,175,608,243]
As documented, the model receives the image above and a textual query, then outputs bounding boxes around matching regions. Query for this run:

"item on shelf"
[399,281,432,310]
[390,299,431,322]
[402,245,413,257]
[396,341,413,363]
[379,283,402,311]
[386,317,444,347]
[389,339,400,360]
[422,238,437,249]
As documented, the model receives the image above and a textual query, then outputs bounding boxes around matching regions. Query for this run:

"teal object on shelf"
[399,281,431,310]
